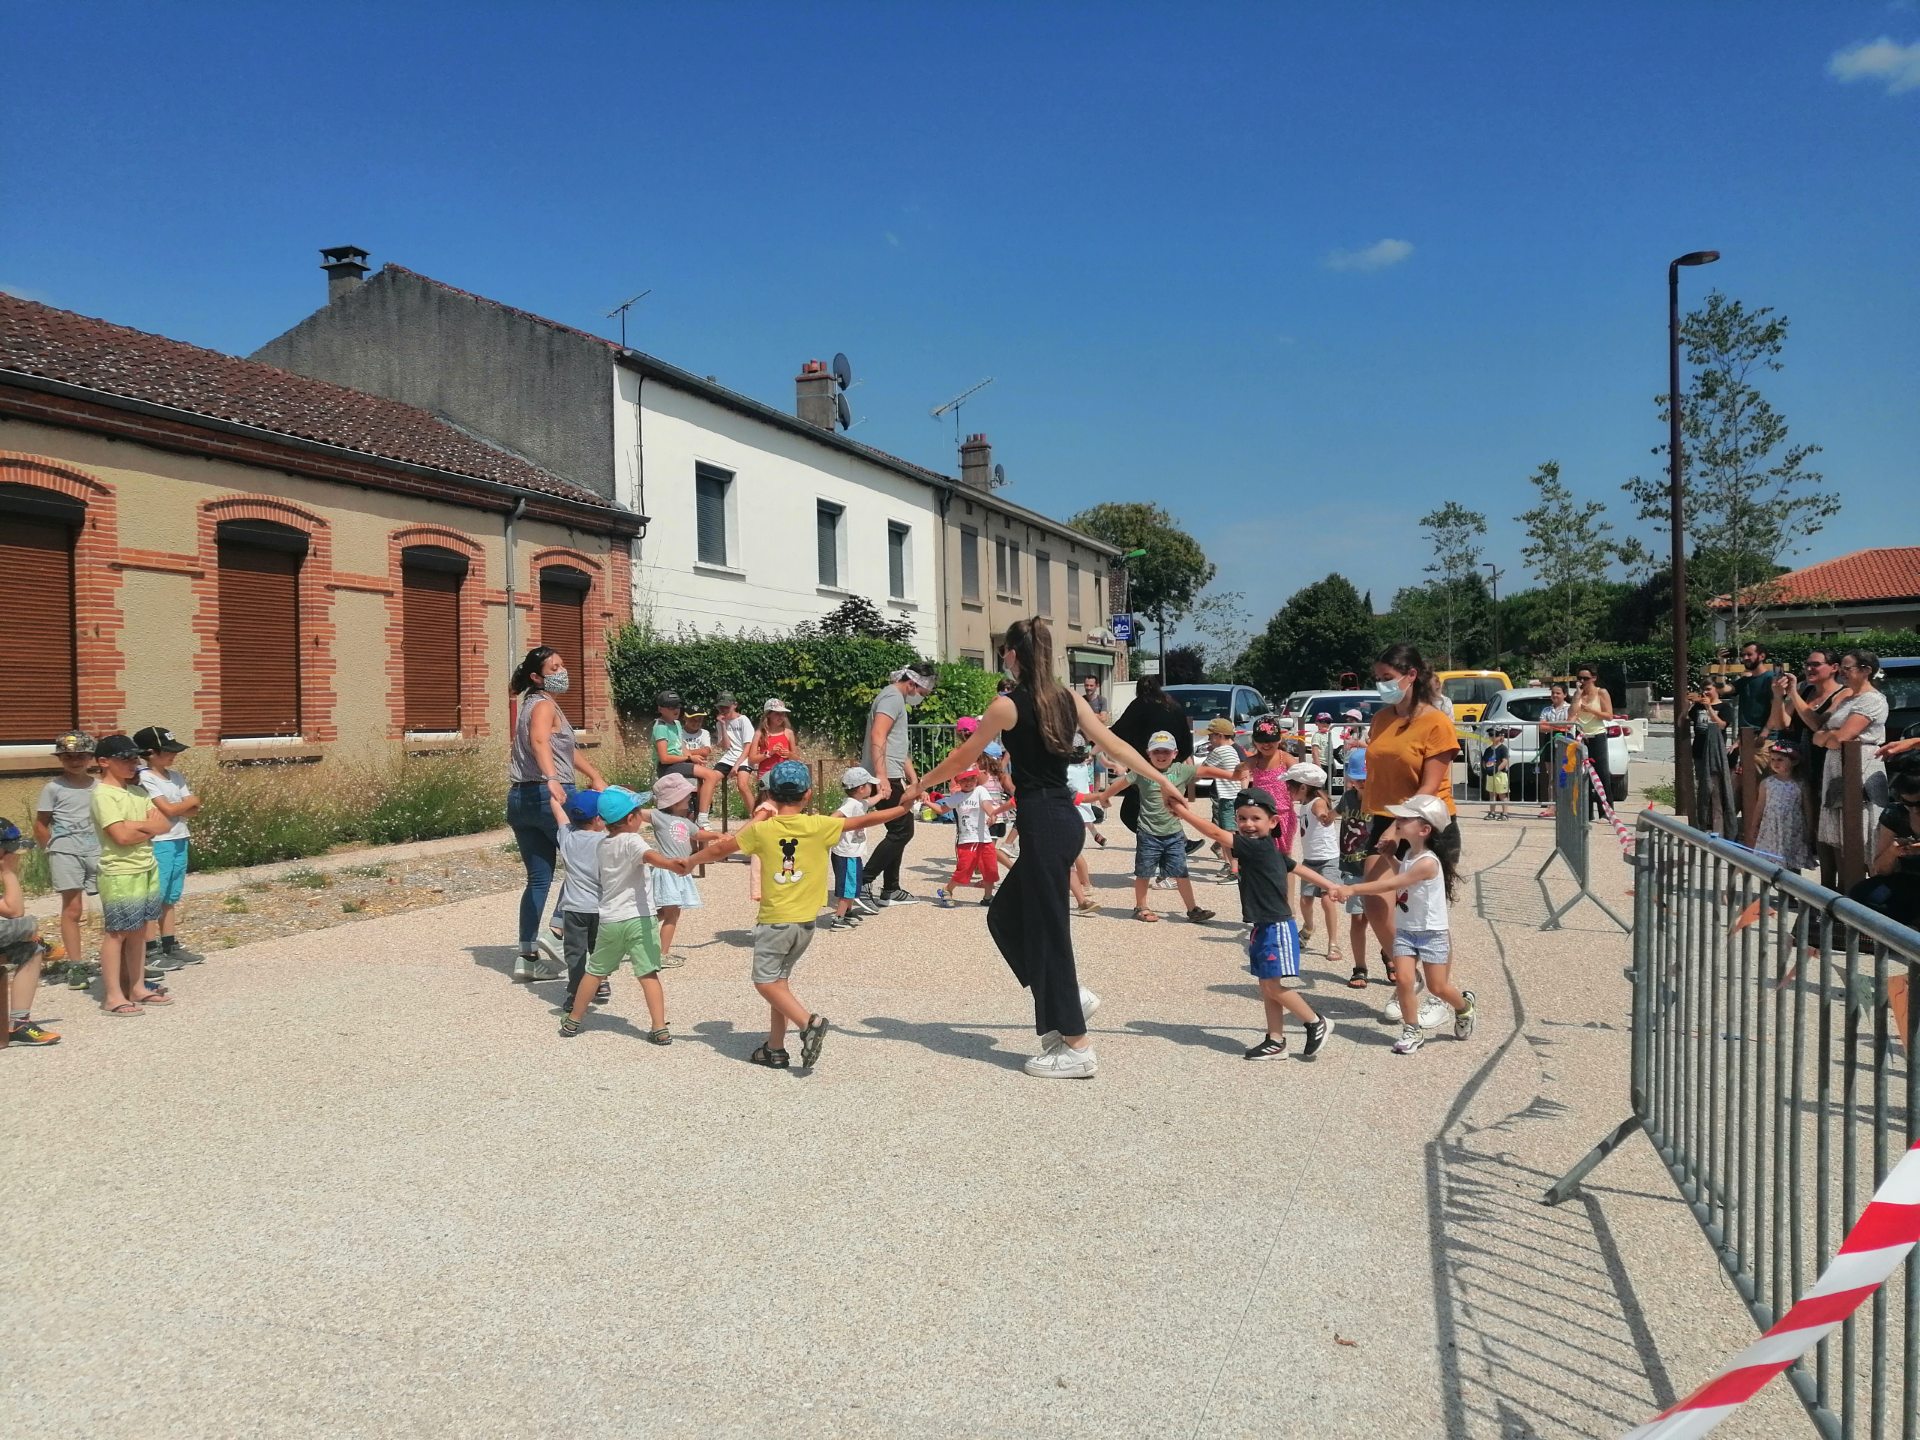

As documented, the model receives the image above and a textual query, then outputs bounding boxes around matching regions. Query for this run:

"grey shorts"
[49,850,99,895]
[751,922,815,985]
[1,914,42,966]
[1393,928,1452,965]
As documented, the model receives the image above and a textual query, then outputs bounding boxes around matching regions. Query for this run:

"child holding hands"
[558,786,687,1044]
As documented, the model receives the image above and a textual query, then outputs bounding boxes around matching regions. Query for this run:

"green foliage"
[1067,502,1215,650]
[1418,502,1489,666]
[1643,781,1678,809]
[357,754,499,847]
[1624,290,1833,646]
[20,844,51,895]
[1242,574,1376,697]
[798,595,917,645]
[1517,461,1636,677]
[607,625,921,754]
[1165,644,1207,684]
[914,662,1001,727]
[284,868,331,890]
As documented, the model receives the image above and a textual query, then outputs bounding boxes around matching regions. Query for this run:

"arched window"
[217,519,308,738]
[0,483,84,743]
[537,566,591,729]
[401,544,469,733]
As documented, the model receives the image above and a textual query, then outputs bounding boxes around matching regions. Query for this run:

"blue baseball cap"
[983,741,1005,759]
[597,786,647,824]
[768,759,812,799]
[563,791,603,825]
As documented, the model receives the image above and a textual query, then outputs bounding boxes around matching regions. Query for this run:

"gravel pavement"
[3,813,1811,1438]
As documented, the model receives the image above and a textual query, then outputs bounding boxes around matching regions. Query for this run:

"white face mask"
[905,689,925,709]
[544,668,571,695]
[1376,678,1405,705]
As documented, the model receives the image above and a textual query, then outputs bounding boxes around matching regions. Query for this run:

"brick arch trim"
[0,450,125,731]
[193,492,338,746]
[527,547,613,733]
[385,525,491,740]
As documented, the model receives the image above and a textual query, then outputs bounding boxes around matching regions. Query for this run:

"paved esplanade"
[4,817,1806,1437]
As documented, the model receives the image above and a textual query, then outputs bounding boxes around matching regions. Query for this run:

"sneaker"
[1301,1017,1332,1059]
[825,914,856,931]
[881,889,920,906]
[513,953,565,983]
[558,1017,583,1038]
[594,980,612,1004]
[1391,1024,1425,1055]
[934,887,954,908]
[68,963,92,991]
[1454,990,1477,1041]
[145,945,185,973]
[1380,992,1412,1025]
[1025,1044,1098,1078]
[143,962,166,982]
[979,893,993,907]
[853,892,883,915]
[1244,1034,1288,1061]
[164,939,205,966]
[1039,986,1102,1052]
[1418,995,1452,1030]
[749,1044,790,1069]
[8,1020,60,1046]
[1185,907,1216,923]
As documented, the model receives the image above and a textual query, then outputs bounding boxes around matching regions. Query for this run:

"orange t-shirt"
[1365,705,1458,817]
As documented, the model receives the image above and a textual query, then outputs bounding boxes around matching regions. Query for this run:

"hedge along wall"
[606,626,1002,754]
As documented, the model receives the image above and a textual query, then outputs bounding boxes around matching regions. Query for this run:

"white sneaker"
[1039,986,1102,1052]
[1025,1044,1098,1078]
[513,953,565,983]
[1391,1025,1425,1056]
[1418,995,1452,1030]
[1380,992,1410,1025]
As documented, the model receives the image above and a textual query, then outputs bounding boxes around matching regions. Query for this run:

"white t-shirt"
[832,797,869,858]
[555,825,605,915]
[139,767,193,842]
[1301,800,1339,863]
[1067,761,1095,822]
[949,787,991,845]
[717,714,755,767]
[681,727,712,759]
[597,832,658,923]
[1395,850,1448,933]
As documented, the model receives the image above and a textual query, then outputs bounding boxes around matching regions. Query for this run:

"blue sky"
[6,2,1916,655]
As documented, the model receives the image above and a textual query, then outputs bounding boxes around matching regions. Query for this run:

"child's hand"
[1324,884,1349,903]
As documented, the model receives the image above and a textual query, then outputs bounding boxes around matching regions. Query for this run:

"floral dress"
[1752,775,1814,871]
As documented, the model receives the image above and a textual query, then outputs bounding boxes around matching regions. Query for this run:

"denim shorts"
[1134,830,1189,880]
[1393,928,1452,964]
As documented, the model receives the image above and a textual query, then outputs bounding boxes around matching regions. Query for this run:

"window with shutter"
[1036,552,1052,617]
[538,568,590,729]
[696,465,731,567]
[1068,562,1083,625]
[816,502,841,588]
[217,522,306,738]
[960,528,981,601]
[402,547,466,732]
[888,523,909,600]
[0,494,80,743]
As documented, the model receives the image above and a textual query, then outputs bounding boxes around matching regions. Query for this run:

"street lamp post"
[1669,249,1720,823]
[1483,562,1503,664]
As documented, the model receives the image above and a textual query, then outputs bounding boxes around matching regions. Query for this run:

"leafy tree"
[1165,644,1207,685]
[1068,502,1215,662]
[802,594,917,644]
[1624,290,1832,645]
[1517,461,1634,677]
[1418,502,1488,666]
[1241,574,1375,698]
[1188,587,1252,683]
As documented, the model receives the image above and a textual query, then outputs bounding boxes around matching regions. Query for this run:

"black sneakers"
[1301,1017,1333,1059]
[1244,1034,1288,1060]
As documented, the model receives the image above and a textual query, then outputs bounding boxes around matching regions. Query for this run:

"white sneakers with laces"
[1037,986,1101,1053]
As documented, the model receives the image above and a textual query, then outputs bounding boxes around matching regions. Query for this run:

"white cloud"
[1324,238,1414,273]
[1828,35,1920,94]
[884,230,901,248]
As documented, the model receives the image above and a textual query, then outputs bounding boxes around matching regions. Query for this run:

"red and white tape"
[1584,757,1637,858]
[1623,1137,1920,1438]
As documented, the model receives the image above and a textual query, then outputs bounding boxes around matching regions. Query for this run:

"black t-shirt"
[1878,804,1920,874]
[1112,696,1194,762]
[1231,832,1295,924]
[1002,686,1069,790]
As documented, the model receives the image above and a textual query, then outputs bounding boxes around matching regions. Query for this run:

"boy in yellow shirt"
[684,760,913,1069]
[90,734,175,1015]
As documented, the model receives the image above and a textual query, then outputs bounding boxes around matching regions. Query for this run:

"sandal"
[102,1001,144,1016]
[1347,965,1369,989]
[750,1044,790,1069]
[1133,908,1160,922]
[1328,948,1345,967]
[133,990,173,1006]
[800,1014,829,1067]
[646,1026,672,1046]
[1093,832,1108,848]
[1075,899,1099,914]
[1186,908,1216,923]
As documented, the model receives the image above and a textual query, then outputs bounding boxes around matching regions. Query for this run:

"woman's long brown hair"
[1006,617,1076,757]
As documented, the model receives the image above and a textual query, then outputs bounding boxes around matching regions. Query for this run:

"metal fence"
[1550,809,1920,1438]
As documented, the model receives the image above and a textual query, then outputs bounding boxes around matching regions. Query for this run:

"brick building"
[0,293,642,812]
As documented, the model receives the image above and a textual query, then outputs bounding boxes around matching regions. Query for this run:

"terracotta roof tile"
[0,292,623,513]
[1715,547,1920,608]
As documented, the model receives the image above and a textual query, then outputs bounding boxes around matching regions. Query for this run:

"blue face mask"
[1376,678,1405,705]
[544,668,571,695]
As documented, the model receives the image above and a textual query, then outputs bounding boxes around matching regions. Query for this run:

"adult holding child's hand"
[506,645,606,982]
[916,617,1183,1080]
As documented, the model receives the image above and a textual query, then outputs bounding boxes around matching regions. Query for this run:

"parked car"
[1436,669,1514,726]
[1882,657,1920,742]
[1164,684,1273,796]
[1461,686,1630,802]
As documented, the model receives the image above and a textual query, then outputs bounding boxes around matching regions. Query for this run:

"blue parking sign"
[1110,615,1135,642]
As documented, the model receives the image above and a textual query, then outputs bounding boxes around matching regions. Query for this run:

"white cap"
[1147,730,1178,753]
[1385,794,1451,830]
[762,697,790,713]
[1283,762,1328,788]
[840,766,878,791]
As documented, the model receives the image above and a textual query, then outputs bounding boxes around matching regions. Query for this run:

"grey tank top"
[510,690,576,784]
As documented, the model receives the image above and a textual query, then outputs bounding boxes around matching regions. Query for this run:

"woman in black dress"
[917,618,1180,1079]
[1107,676,1192,835]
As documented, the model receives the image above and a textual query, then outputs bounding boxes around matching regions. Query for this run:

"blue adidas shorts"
[1248,919,1301,981]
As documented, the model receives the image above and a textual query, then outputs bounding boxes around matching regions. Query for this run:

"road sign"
[1110,615,1135,642]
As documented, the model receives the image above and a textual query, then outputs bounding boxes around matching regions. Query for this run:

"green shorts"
[586,915,662,979]
[99,867,162,934]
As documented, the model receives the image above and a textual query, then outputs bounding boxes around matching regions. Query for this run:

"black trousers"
[866,777,915,894]
[562,910,599,1010]
[986,789,1087,1037]
[1585,735,1612,806]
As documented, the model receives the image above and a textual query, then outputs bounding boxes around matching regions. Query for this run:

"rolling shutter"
[0,515,78,743]
[538,569,589,729]
[402,550,464,732]
[218,531,303,738]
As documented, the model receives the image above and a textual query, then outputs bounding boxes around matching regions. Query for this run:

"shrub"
[353,753,499,846]
[190,764,347,870]
[283,868,331,890]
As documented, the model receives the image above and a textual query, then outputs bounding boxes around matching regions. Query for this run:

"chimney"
[320,245,370,304]
[796,359,836,430]
[960,432,992,490]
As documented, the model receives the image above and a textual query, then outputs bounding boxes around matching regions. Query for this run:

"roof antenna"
[606,290,651,349]
[930,377,994,443]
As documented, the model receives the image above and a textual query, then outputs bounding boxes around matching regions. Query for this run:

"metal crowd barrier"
[1548,809,1920,1439]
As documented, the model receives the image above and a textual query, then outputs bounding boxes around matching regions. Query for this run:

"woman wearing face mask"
[506,646,606,981]
[860,665,937,906]
[916,618,1182,1078]
[1360,644,1461,984]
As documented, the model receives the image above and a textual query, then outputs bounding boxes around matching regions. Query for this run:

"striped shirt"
[1205,743,1242,800]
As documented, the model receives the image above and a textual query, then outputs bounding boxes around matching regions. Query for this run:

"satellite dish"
[831,353,853,390]
[992,463,1006,488]
[836,391,853,430]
